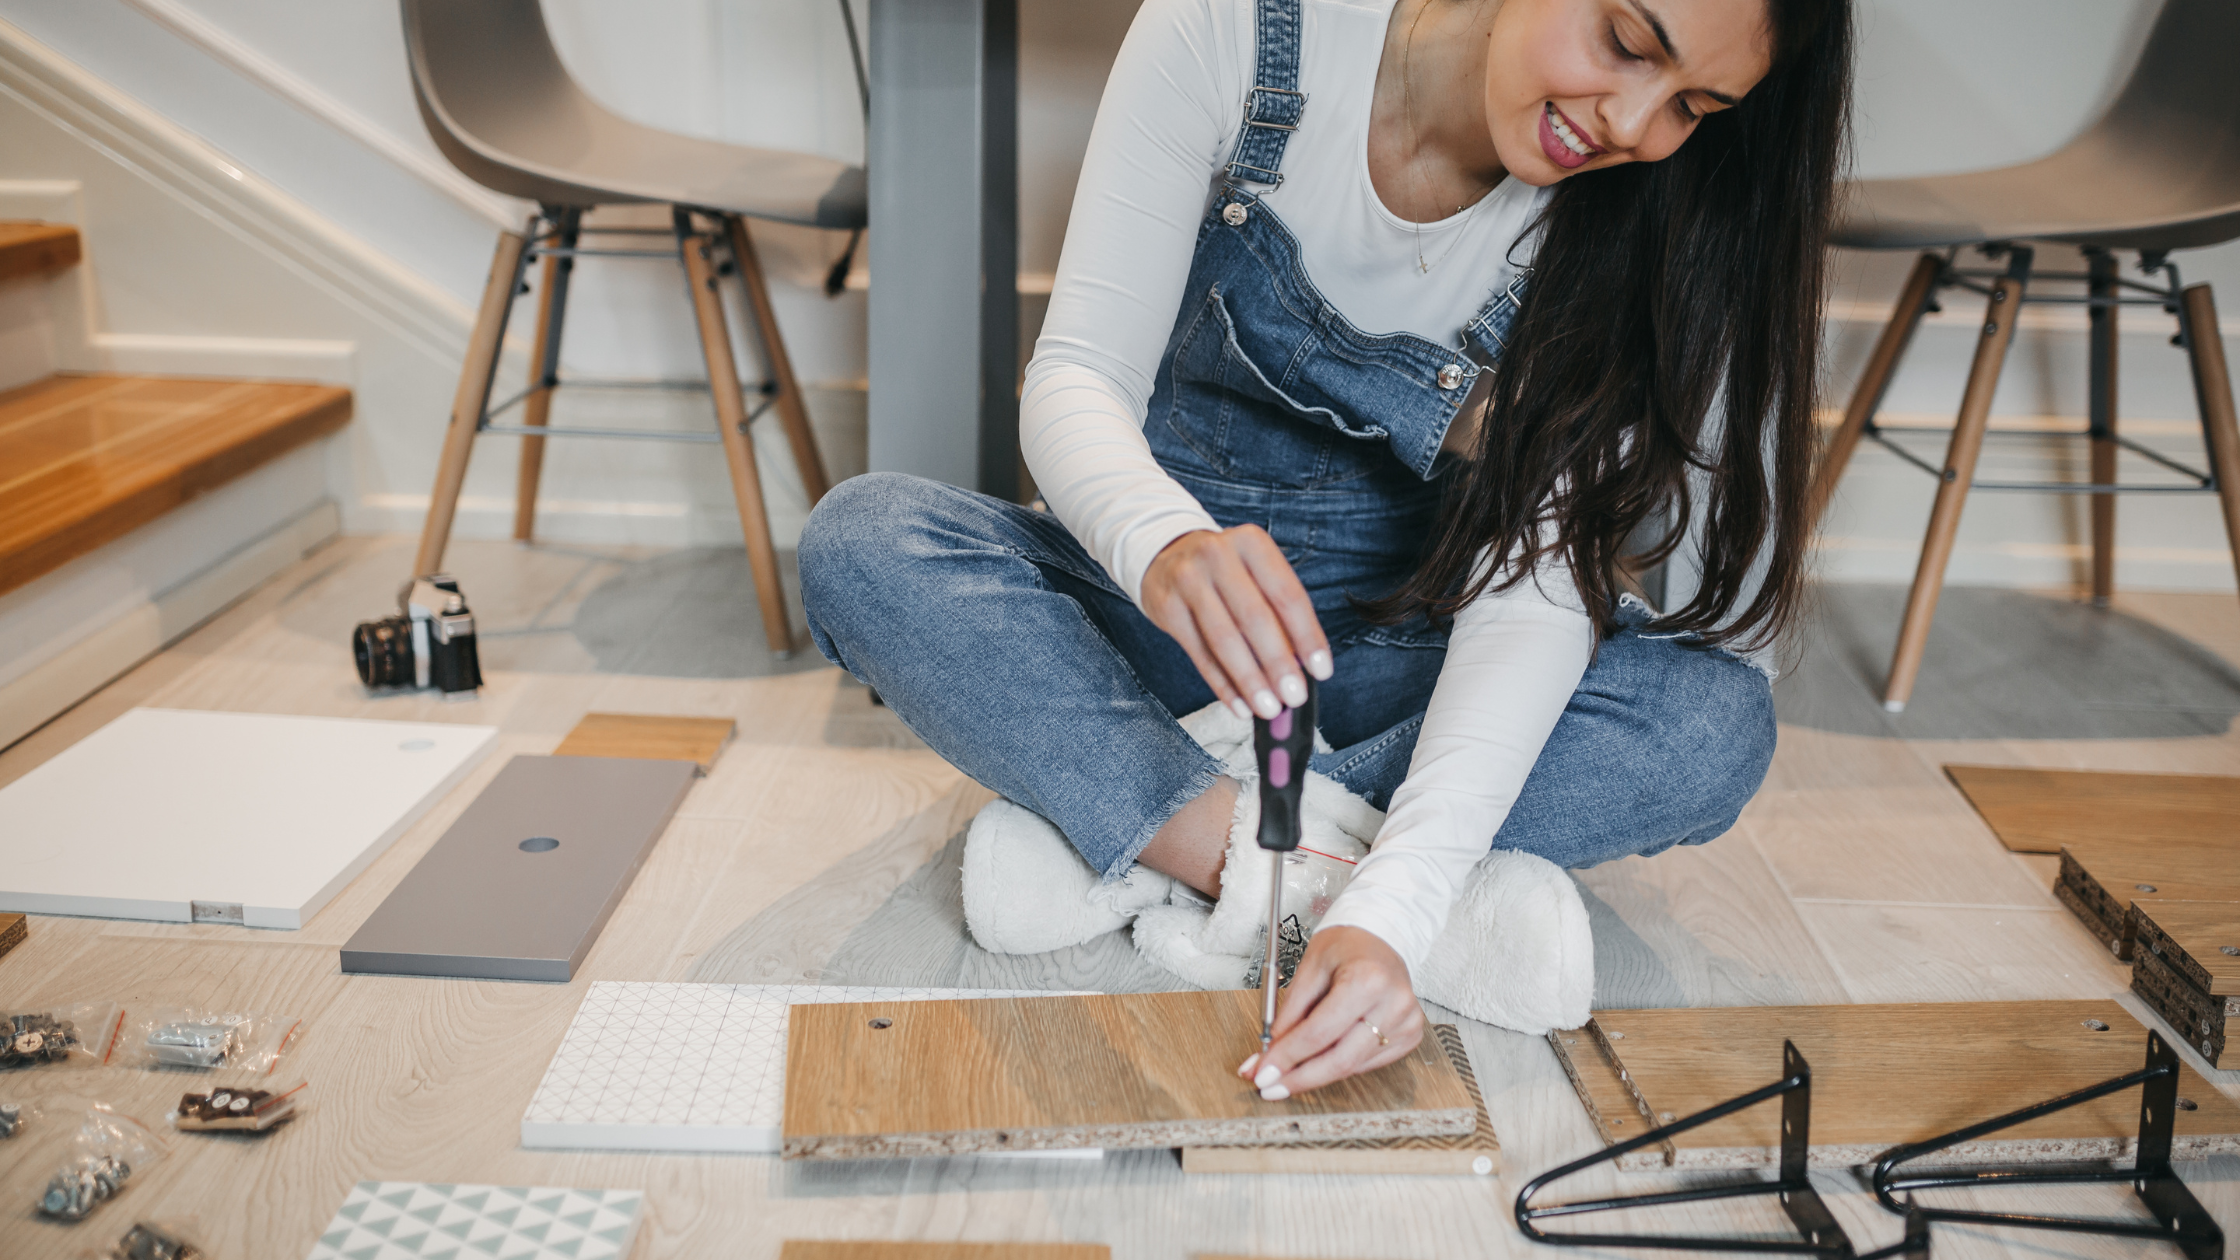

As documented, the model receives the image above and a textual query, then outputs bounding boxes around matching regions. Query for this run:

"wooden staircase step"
[0,222,81,283]
[0,373,350,598]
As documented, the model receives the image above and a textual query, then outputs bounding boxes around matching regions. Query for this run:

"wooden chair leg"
[515,210,580,543]
[1883,268,2027,711]
[2180,284,2240,602]
[681,217,795,657]
[2087,249,2119,605]
[724,215,831,504]
[1809,252,1943,528]
[415,225,531,578]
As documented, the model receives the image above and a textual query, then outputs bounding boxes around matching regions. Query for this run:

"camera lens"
[352,616,414,688]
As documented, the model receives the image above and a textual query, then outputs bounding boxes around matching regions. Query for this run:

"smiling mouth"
[1544,102,1599,159]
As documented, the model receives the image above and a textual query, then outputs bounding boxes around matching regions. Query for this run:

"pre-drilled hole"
[868,1017,892,1030]
[2177,1097,2199,1111]
[2135,883,2158,893]
[2082,1018,2111,1031]
[518,836,560,853]
[2221,945,2239,957]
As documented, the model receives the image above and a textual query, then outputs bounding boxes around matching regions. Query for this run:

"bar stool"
[1813,0,2240,711]
[401,0,865,655]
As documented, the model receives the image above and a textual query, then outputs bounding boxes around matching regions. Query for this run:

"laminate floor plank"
[1793,903,2133,1003]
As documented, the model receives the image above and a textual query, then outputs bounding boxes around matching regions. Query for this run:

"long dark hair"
[1370,0,1851,653]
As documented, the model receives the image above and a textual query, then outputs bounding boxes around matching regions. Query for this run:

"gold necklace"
[1401,0,1488,275]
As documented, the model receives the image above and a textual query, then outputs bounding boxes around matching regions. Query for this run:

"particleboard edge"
[1179,1026,1499,1175]
[0,913,24,962]
[781,1244,1111,1260]
[1546,1020,1673,1169]
[2132,901,2240,998]
[783,1105,1478,1161]
[2132,945,2229,1069]
[2055,855,2133,960]
[1636,1133,2240,1171]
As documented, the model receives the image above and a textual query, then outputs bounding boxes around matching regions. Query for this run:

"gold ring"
[1364,1020,1388,1047]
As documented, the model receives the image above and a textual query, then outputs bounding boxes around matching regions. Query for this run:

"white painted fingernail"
[1260,1084,1290,1101]
[1252,690,1280,718]
[1306,650,1333,680]
[1227,698,1252,720]
[1253,1063,1282,1088]
[1238,1054,1259,1078]
[1277,675,1307,707]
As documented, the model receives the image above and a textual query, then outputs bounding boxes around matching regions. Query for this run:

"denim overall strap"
[1462,268,1531,362]
[1224,0,1307,188]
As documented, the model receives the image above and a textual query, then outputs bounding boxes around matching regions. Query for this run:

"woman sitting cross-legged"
[801,0,1850,1098]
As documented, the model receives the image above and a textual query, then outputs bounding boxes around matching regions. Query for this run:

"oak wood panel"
[1550,1000,2240,1169]
[2135,900,2240,996]
[1946,763,2240,853]
[779,1237,1111,1246]
[1181,1026,1498,1175]
[0,221,80,281]
[2057,837,2240,957]
[783,991,1476,1159]
[553,712,737,773]
[0,373,351,596]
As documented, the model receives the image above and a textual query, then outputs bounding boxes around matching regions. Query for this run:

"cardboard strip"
[781,990,1476,1160]
[1181,1025,1499,1175]
[1545,1000,2240,1170]
[1946,764,2240,854]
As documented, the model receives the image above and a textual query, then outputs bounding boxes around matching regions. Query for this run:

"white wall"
[0,0,2233,588]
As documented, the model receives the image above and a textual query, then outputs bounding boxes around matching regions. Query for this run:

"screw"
[2220,945,2238,956]
[2083,1018,2111,1031]
[2177,1097,2199,1111]
[868,1017,892,1029]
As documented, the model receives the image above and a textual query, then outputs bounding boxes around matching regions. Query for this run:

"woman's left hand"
[1238,925,1425,1097]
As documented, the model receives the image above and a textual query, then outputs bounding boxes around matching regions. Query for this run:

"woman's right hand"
[1140,526,1331,719]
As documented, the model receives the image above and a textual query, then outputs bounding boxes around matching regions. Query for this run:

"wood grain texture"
[1946,763,2240,853]
[0,910,24,961]
[2134,900,2240,996]
[554,712,737,773]
[779,1237,1111,1246]
[2058,838,2240,959]
[0,220,80,280]
[782,991,1476,1159]
[0,373,351,597]
[1549,1000,2240,1169]
[1181,1026,1498,1175]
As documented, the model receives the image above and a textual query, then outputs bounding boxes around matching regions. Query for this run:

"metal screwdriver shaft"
[1252,678,1316,1052]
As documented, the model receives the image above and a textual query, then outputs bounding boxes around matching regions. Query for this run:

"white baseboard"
[87,332,356,381]
[0,446,341,751]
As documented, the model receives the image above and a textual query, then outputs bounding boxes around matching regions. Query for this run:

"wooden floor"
[0,373,351,597]
[0,534,2235,1258]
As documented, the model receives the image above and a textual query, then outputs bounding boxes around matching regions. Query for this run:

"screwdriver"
[1252,677,1316,1054]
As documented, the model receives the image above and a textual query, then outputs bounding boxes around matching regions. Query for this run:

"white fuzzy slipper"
[1414,848,1594,1035]
[960,798,1176,955]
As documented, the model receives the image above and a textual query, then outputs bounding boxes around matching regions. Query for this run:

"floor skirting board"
[0,495,338,751]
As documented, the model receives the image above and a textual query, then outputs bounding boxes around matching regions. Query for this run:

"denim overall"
[800,0,1775,883]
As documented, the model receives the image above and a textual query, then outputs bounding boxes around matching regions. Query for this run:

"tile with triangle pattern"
[306,1182,641,1260]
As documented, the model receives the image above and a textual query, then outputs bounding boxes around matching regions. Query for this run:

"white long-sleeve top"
[1023,0,1595,973]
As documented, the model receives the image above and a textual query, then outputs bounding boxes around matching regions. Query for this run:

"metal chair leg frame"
[1870,1030,2224,1260]
[1515,1042,1925,1259]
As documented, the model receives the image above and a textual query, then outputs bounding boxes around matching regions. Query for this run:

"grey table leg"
[867,0,1019,499]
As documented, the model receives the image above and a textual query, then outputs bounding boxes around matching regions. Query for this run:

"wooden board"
[781,990,1476,1159]
[0,221,80,282]
[2133,899,2240,996]
[0,912,23,962]
[1946,764,2240,853]
[554,712,736,773]
[1181,1025,1498,1175]
[779,1237,1111,1246]
[1546,1000,2240,1169]
[0,373,351,597]
[2056,838,2240,959]
[2131,943,2232,1069]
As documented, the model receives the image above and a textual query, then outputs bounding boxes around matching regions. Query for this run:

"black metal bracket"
[1515,1042,1926,1259]
[1871,1030,2224,1260]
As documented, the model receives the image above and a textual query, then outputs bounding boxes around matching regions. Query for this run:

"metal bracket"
[1871,1030,2224,1260]
[1515,1042,1925,1259]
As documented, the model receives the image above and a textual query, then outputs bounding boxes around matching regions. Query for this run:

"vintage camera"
[352,574,483,696]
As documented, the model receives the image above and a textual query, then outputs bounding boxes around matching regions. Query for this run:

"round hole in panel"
[519,837,560,853]
[2136,883,2158,893]
[2177,1097,2199,1111]
[868,1017,893,1030]
[2082,1018,2111,1031]
[2221,945,2239,957]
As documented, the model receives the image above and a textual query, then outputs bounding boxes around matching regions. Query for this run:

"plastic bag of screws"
[34,1104,168,1222]
[81,1219,206,1260]
[0,1002,125,1069]
[171,1081,306,1135]
[0,1097,43,1139]
[118,1006,304,1074]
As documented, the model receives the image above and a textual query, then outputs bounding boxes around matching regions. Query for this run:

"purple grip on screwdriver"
[1268,748,1290,788]
[1271,709,1293,739]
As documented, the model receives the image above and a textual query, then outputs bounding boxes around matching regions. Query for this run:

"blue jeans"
[801,472,1778,879]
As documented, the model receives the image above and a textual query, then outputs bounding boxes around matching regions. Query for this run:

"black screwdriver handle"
[1252,677,1316,854]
